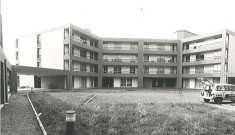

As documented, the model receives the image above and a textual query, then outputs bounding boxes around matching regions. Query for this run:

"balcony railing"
[64,52,69,55]
[64,35,70,39]
[103,59,138,62]
[73,53,98,60]
[103,46,138,50]
[72,67,98,73]
[183,40,222,51]
[183,56,221,62]
[144,70,176,74]
[144,59,176,63]
[103,71,137,74]
[72,36,98,48]
[143,47,176,51]
[183,70,221,74]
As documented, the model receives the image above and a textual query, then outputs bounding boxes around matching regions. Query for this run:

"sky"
[2,0,235,64]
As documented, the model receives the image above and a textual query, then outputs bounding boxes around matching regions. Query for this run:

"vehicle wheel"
[204,99,210,102]
[214,98,223,104]
[231,100,235,103]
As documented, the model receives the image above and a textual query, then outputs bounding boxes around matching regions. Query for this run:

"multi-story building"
[15,24,235,89]
[1,2,12,105]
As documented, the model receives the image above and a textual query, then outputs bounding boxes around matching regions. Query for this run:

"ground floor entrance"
[102,77,114,87]
[143,78,176,88]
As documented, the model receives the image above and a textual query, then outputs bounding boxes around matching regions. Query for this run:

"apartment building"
[15,24,235,89]
[179,30,235,89]
[1,4,12,104]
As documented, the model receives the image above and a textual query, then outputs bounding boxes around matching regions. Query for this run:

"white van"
[198,78,235,104]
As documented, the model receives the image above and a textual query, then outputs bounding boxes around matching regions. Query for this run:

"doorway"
[102,77,114,87]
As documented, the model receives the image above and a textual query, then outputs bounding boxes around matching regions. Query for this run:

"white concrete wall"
[86,77,92,88]
[190,66,195,74]
[114,78,121,87]
[122,66,129,73]
[228,35,235,72]
[73,48,80,56]
[189,78,195,88]
[132,78,138,87]
[19,75,34,88]
[204,65,214,73]
[214,64,221,71]
[190,54,196,62]
[113,78,138,87]
[108,66,114,73]
[41,29,64,69]
[18,35,37,67]
[74,76,81,88]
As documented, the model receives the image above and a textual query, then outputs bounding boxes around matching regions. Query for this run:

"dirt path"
[1,93,42,135]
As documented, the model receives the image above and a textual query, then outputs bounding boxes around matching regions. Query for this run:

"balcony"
[72,36,98,48]
[183,56,221,62]
[183,70,221,74]
[103,58,138,63]
[144,70,176,74]
[182,41,222,54]
[103,71,137,74]
[143,47,176,51]
[72,67,98,73]
[103,46,138,51]
[144,59,177,63]
[182,56,221,66]
[73,53,97,60]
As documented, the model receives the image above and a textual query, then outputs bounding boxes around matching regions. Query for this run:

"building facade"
[1,2,12,104]
[15,24,235,89]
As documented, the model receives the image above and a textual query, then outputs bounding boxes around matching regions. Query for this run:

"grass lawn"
[29,90,235,135]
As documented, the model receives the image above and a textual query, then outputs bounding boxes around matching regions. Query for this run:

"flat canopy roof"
[12,65,69,76]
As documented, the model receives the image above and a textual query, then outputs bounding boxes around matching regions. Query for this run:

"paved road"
[1,93,42,135]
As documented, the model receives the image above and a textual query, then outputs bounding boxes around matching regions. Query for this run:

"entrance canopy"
[11,65,70,92]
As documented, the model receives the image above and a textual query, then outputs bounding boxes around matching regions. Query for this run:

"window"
[80,64,86,71]
[90,64,94,72]
[216,86,221,91]
[225,49,228,58]
[185,55,190,62]
[37,34,41,44]
[16,52,19,60]
[64,44,69,55]
[130,44,136,50]
[90,53,94,60]
[94,65,98,73]
[143,44,149,50]
[37,62,41,68]
[16,39,19,48]
[80,50,86,58]
[144,67,149,73]
[114,44,121,50]
[196,54,204,61]
[157,45,165,51]
[130,67,135,74]
[121,78,132,87]
[114,67,121,73]
[127,78,132,86]
[37,48,41,59]
[226,34,229,45]
[121,78,126,86]
[64,60,69,70]
[103,66,108,73]
[64,28,69,39]
[144,55,149,62]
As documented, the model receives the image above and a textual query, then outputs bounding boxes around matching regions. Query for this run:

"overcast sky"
[2,0,235,64]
